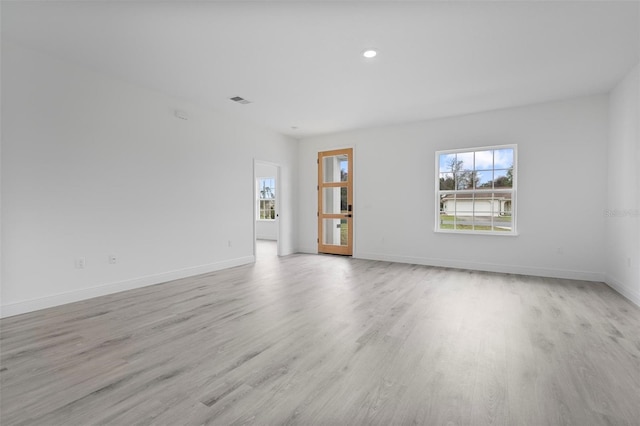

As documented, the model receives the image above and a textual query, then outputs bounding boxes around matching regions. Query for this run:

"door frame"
[317,148,354,256]
[253,159,281,257]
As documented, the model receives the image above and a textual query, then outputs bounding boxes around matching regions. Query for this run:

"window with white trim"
[435,145,517,234]
[257,177,276,220]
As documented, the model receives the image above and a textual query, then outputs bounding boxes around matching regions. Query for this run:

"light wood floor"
[1,241,639,425]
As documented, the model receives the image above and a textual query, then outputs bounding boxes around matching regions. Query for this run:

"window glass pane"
[473,195,496,231]
[476,171,493,189]
[494,148,514,169]
[493,211,512,232]
[493,192,512,217]
[439,153,457,173]
[493,169,513,188]
[474,150,494,171]
[439,173,454,190]
[455,171,475,190]
[259,199,275,219]
[454,210,473,230]
[457,152,474,171]
[453,194,473,230]
[439,209,454,229]
[494,191,512,231]
[440,194,454,216]
[259,178,275,199]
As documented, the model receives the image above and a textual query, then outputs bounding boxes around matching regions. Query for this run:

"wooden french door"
[318,148,353,255]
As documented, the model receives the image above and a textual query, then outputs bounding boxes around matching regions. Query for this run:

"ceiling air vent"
[229,96,251,104]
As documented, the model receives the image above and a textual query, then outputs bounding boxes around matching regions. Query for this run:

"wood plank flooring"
[1,241,639,425]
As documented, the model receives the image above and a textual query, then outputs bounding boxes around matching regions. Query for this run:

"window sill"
[434,228,518,236]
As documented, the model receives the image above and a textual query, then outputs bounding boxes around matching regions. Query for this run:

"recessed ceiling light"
[362,49,377,59]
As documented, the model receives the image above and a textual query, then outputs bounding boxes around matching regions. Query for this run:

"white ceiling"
[2,1,639,138]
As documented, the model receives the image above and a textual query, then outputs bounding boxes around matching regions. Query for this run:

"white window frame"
[257,177,276,221]
[434,144,517,236]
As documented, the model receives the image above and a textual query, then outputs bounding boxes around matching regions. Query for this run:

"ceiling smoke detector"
[229,96,251,104]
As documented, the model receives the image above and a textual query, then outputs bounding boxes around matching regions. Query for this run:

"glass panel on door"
[323,155,349,183]
[322,187,348,214]
[322,218,348,246]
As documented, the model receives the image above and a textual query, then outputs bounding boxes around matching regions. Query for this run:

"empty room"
[1,1,639,425]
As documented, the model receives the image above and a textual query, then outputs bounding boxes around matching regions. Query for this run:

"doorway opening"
[254,160,281,260]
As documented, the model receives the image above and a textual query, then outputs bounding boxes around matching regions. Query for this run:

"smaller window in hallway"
[258,177,276,220]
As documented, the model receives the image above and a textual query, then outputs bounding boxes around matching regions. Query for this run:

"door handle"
[345,214,352,218]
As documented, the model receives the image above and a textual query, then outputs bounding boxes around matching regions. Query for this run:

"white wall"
[255,162,278,240]
[298,95,609,281]
[1,42,298,317]
[606,63,640,305]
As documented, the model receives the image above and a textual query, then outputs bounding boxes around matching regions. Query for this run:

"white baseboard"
[296,246,318,254]
[6,253,631,318]
[356,251,604,283]
[604,274,640,307]
[0,256,255,318]
[279,246,297,256]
